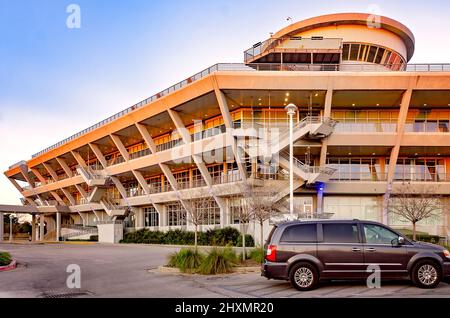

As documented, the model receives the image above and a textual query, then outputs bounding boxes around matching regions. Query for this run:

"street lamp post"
[285,103,298,217]
[9,214,13,243]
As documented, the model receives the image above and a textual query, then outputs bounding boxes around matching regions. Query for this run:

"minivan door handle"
[366,248,376,252]
[352,247,361,252]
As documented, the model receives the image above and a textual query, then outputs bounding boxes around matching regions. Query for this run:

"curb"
[0,260,17,272]
[156,265,260,275]
[62,242,98,245]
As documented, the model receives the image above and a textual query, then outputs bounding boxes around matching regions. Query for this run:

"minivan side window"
[322,223,359,243]
[280,224,317,243]
[363,224,399,245]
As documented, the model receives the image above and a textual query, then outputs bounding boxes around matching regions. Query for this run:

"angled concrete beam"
[111,176,128,200]
[30,168,46,184]
[159,164,178,191]
[71,151,87,168]
[61,188,76,206]
[135,123,157,153]
[132,170,150,195]
[89,143,108,169]
[75,184,88,200]
[19,165,35,189]
[213,83,233,129]
[50,191,65,204]
[56,157,73,178]
[167,109,191,143]
[8,178,24,193]
[213,83,247,181]
[320,88,334,166]
[110,134,130,162]
[387,89,413,183]
[42,163,58,182]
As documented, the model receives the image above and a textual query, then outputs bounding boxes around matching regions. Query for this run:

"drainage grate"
[40,289,94,298]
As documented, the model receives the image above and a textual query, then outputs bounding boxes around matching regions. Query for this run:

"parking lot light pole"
[9,214,13,243]
[285,103,298,216]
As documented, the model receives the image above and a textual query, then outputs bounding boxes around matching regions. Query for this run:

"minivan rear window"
[280,224,317,243]
[322,223,359,243]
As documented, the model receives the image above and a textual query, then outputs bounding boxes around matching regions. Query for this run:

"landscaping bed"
[0,252,16,272]
[164,247,263,276]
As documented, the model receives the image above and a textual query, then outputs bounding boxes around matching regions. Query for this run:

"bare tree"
[240,182,287,249]
[388,184,448,240]
[181,188,215,251]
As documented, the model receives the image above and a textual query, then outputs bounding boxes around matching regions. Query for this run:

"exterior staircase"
[100,198,127,217]
[238,116,338,184]
[61,225,98,241]
[278,151,337,184]
[77,166,108,187]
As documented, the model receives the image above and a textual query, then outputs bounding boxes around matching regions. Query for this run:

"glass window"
[367,46,377,63]
[280,224,317,243]
[375,48,385,64]
[144,206,159,227]
[342,44,350,60]
[322,223,359,243]
[363,224,399,245]
[349,44,360,60]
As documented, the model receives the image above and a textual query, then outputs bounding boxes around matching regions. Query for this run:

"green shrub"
[236,234,255,247]
[167,248,204,273]
[89,235,99,242]
[249,248,265,264]
[0,252,12,266]
[121,228,254,247]
[405,234,441,244]
[198,247,237,275]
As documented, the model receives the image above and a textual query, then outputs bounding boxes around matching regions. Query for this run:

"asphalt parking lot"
[1,243,449,298]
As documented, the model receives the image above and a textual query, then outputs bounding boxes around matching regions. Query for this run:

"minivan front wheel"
[412,260,441,289]
[289,262,319,291]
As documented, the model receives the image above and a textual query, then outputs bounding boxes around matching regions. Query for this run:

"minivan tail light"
[266,245,277,262]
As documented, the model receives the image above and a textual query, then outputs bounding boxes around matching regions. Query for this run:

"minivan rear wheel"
[412,260,441,289]
[289,262,319,291]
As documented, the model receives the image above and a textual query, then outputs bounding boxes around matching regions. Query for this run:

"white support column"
[56,212,61,242]
[0,212,3,242]
[110,134,130,162]
[89,143,108,169]
[39,214,45,242]
[31,214,36,242]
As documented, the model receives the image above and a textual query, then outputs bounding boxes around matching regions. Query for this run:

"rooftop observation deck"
[9,61,450,168]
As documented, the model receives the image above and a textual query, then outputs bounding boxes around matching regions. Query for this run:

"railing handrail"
[30,62,450,159]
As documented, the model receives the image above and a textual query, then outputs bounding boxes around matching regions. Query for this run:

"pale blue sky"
[1,0,450,204]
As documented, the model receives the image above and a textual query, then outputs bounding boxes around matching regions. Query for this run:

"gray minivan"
[262,219,450,291]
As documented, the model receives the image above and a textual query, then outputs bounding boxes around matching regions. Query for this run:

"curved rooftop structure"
[245,13,415,70]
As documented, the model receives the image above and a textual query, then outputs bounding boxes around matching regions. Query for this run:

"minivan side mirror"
[392,236,405,246]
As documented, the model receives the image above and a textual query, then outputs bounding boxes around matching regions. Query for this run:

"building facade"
[2,13,450,243]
